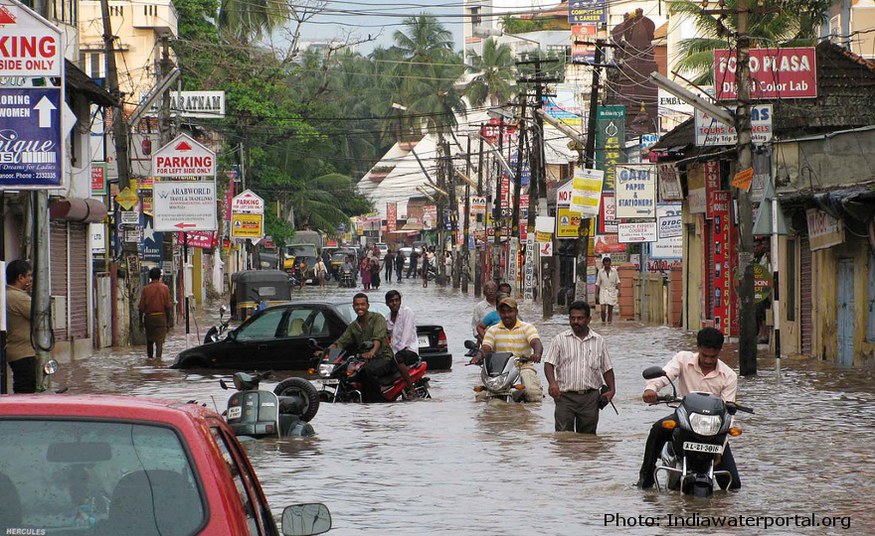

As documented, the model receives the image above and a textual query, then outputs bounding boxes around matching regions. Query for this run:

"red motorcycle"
[309,340,431,403]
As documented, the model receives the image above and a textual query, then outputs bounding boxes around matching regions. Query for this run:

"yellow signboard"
[231,213,264,239]
[115,186,138,210]
[557,208,582,237]
[535,231,553,243]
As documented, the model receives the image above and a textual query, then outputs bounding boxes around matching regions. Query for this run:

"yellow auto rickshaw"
[229,270,292,321]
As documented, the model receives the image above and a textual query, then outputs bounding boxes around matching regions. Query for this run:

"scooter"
[310,339,431,403]
[204,305,230,344]
[219,371,320,439]
[339,266,355,288]
[464,340,541,402]
[642,366,754,496]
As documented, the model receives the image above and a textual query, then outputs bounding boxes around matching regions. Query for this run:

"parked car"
[173,299,453,371]
[0,395,331,536]
[397,246,422,272]
[375,242,389,259]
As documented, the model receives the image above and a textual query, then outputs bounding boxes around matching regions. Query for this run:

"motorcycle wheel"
[274,378,320,422]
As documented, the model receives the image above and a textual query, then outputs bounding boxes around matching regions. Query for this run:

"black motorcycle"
[204,305,230,344]
[220,371,320,439]
[642,366,753,496]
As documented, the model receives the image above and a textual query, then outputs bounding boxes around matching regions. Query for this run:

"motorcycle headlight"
[319,363,334,377]
[689,413,723,436]
[484,373,508,391]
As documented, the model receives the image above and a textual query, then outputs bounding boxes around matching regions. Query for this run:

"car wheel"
[274,378,320,422]
[180,354,209,368]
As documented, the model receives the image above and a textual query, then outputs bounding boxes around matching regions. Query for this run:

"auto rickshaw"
[229,270,293,321]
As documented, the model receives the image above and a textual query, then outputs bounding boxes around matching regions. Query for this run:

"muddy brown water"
[52,282,875,534]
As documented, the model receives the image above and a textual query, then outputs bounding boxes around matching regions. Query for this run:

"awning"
[50,198,107,223]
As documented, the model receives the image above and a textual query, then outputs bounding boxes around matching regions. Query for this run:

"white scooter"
[464,340,542,402]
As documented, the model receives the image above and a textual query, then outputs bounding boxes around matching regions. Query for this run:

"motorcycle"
[204,305,231,344]
[642,366,754,496]
[339,266,355,288]
[309,339,431,403]
[464,340,542,403]
[219,371,320,439]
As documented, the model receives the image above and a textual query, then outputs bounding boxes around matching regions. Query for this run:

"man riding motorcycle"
[319,293,396,402]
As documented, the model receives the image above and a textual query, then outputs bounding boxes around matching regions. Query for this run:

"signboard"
[695,104,773,146]
[141,90,226,119]
[571,168,604,216]
[231,189,264,214]
[704,161,721,220]
[714,48,816,100]
[658,163,682,201]
[115,186,138,210]
[652,203,683,259]
[524,235,535,300]
[711,191,732,335]
[0,0,63,77]
[806,208,845,250]
[687,163,707,214]
[557,179,573,207]
[595,105,626,193]
[539,241,554,257]
[185,230,217,249]
[615,165,656,219]
[90,163,107,195]
[387,202,397,232]
[231,213,264,239]
[594,234,627,253]
[422,205,437,229]
[0,86,63,188]
[557,207,582,238]
[153,180,217,232]
[618,221,658,243]
[141,221,163,262]
[571,25,597,64]
[90,223,105,254]
[568,0,606,24]
[153,134,216,177]
[599,194,617,234]
[120,210,139,225]
[471,195,487,215]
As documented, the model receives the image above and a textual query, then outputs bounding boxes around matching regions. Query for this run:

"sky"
[292,0,467,54]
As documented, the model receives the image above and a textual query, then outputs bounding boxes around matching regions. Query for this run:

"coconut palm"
[465,38,517,106]
[670,0,831,84]
[219,0,289,40]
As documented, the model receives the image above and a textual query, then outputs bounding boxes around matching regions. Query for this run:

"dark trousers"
[385,263,393,282]
[555,390,600,433]
[407,261,418,278]
[9,356,37,393]
[358,357,394,402]
[639,415,741,489]
[395,265,403,281]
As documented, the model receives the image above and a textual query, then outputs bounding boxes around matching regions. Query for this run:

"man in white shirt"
[385,290,419,398]
[595,256,620,323]
[543,301,615,434]
[471,280,498,341]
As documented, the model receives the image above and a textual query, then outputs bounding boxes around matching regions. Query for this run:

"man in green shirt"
[323,293,395,401]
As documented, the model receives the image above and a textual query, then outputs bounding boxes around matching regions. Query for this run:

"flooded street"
[54,282,874,535]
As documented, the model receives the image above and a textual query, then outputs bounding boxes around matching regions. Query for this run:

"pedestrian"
[395,249,404,282]
[321,249,333,280]
[383,250,394,283]
[422,247,435,288]
[472,297,544,401]
[138,267,173,360]
[360,257,371,290]
[596,256,621,323]
[407,248,420,279]
[5,259,36,393]
[636,327,741,490]
[471,280,498,341]
[444,251,453,285]
[384,290,419,398]
[543,301,615,434]
[370,258,381,290]
[315,257,328,287]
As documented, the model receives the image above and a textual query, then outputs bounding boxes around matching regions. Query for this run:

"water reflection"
[48,282,875,534]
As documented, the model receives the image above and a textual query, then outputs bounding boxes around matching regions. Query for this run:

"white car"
[397,247,423,271]
[375,242,389,260]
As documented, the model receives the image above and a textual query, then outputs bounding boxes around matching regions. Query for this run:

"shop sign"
[806,208,844,250]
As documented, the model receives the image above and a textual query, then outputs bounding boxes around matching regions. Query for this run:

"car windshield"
[335,302,390,324]
[0,419,205,535]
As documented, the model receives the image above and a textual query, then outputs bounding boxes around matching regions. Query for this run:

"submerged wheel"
[274,377,320,422]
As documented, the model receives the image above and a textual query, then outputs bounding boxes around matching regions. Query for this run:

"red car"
[0,395,331,536]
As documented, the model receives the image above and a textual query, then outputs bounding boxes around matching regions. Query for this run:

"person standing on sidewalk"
[138,267,173,360]
[5,260,36,393]
[596,256,621,323]
[543,301,615,434]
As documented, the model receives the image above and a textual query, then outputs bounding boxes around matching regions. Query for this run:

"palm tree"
[465,38,517,106]
[218,0,289,40]
[670,0,831,83]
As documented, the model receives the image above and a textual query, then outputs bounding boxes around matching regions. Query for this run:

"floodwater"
[53,280,875,535]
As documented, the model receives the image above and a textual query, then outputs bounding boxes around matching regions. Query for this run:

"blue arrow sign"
[0,87,63,188]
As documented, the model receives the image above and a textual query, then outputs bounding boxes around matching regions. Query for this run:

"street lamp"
[472,25,541,52]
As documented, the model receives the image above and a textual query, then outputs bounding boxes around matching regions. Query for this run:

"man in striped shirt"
[543,301,615,434]
[475,297,544,401]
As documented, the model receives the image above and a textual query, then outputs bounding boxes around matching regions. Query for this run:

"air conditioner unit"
[50,296,67,331]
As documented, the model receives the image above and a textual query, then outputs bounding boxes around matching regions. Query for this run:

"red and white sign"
[186,231,217,249]
[153,134,216,177]
[231,189,264,214]
[714,47,817,100]
[387,202,397,232]
[152,180,217,232]
[0,0,63,77]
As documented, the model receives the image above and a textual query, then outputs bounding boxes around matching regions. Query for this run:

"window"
[469,6,481,26]
[211,428,259,536]
[90,52,101,79]
[236,308,286,341]
[285,308,328,337]
[0,419,204,535]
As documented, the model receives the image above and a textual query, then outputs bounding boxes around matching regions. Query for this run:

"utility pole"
[492,120,504,283]
[462,134,472,294]
[100,0,130,187]
[475,126,485,297]
[159,36,174,145]
[734,0,757,375]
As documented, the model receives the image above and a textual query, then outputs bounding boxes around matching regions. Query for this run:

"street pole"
[735,0,757,376]
[31,191,51,390]
[475,127,485,297]
[462,134,472,294]
[580,40,605,306]
[100,0,130,188]
[492,120,504,283]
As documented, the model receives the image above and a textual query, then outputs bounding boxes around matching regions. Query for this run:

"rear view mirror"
[642,366,667,380]
[307,338,320,350]
[47,442,112,463]
[464,340,478,350]
[281,503,332,536]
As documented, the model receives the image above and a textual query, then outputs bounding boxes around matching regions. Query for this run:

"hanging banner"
[387,202,397,232]
[687,163,707,214]
[599,194,618,234]
[571,168,604,216]
[705,161,721,220]
[615,164,656,219]
[595,105,626,193]
[711,191,731,335]
[524,235,536,300]
[658,163,682,201]
[422,205,437,229]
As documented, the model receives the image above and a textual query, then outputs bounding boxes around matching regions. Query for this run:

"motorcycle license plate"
[319,379,339,386]
[418,335,429,347]
[683,441,723,454]
[227,406,242,420]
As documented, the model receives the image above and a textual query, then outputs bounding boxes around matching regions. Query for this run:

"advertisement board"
[714,48,817,100]
[153,180,217,232]
[615,165,656,219]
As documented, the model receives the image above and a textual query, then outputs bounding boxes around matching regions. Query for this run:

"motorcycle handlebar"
[728,402,754,414]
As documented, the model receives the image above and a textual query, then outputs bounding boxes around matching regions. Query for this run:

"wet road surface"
[53,280,875,534]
